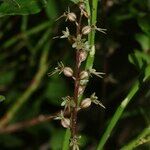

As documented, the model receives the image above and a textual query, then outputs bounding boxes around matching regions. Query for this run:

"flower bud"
[78,86,85,96]
[82,26,91,35]
[81,98,91,108]
[61,118,70,128]
[79,50,87,63]
[79,2,85,10]
[80,79,89,86]
[63,67,73,77]
[67,12,76,22]
[80,71,89,80]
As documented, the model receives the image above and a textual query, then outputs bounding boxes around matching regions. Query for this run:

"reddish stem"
[72,50,80,137]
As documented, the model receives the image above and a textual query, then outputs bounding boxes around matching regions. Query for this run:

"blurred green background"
[0,0,150,149]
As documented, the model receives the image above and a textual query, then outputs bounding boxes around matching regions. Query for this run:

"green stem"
[121,126,150,150]
[96,81,140,150]
[85,0,99,70]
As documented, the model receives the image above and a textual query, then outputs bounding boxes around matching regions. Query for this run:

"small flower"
[79,70,89,80]
[54,111,70,128]
[78,2,89,18]
[63,67,73,77]
[81,25,107,35]
[48,62,73,77]
[80,79,89,86]
[72,35,85,50]
[72,35,90,51]
[54,110,64,120]
[61,118,70,128]
[88,68,105,78]
[90,93,105,109]
[56,7,77,22]
[48,62,64,76]
[70,136,81,150]
[92,25,107,34]
[81,98,91,108]
[60,27,70,39]
[79,50,87,63]
[82,26,91,35]
[61,96,75,112]
[78,85,85,96]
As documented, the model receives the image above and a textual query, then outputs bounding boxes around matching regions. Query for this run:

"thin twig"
[0,114,55,134]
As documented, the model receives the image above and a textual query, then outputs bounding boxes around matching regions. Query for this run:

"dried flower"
[67,12,77,22]
[78,86,85,96]
[48,62,73,78]
[54,110,64,120]
[56,7,77,22]
[79,70,89,80]
[61,118,70,128]
[63,67,73,77]
[82,26,91,35]
[79,50,87,63]
[54,111,70,128]
[78,2,89,18]
[81,98,91,108]
[81,25,107,35]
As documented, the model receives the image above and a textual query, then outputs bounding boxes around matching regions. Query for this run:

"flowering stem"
[72,50,80,137]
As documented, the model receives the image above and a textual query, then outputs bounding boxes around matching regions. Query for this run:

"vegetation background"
[0,0,149,149]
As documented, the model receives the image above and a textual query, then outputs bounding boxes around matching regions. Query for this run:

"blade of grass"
[96,81,140,150]
[0,42,50,128]
[1,21,51,49]
[62,129,71,150]
[121,126,150,150]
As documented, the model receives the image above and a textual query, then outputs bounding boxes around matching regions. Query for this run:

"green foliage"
[135,34,150,52]
[0,0,46,17]
[0,71,15,85]
[129,50,150,70]
[45,0,58,19]
[0,95,5,102]
[50,129,66,150]
[138,16,150,35]
[45,76,68,106]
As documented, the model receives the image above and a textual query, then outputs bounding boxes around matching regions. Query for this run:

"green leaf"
[45,0,58,19]
[50,129,66,150]
[138,15,150,35]
[144,65,150,82]
[0,0,47,17]
[0,95,5,102]
[128,50,150,70]
[135,34,150,52]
